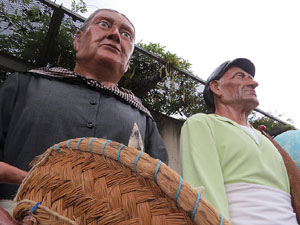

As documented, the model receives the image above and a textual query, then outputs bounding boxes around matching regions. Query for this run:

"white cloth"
[225,183,298,225]
[241,125,259,144]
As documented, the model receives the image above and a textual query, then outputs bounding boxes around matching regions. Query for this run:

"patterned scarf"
[28,67,152,118]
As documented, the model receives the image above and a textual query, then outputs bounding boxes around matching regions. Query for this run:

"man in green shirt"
[180,58,298,225]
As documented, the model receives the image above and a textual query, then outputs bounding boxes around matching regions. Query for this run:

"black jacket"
[0,71,168,198]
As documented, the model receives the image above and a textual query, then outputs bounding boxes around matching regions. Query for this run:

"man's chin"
[97,58,126,74]
[241,98,259,110]
[250,100,259,110]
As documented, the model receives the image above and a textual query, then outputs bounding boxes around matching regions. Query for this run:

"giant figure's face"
[74,10,135,75]
[213,66,259,109]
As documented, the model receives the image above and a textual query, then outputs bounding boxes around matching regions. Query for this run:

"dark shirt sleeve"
[0,73,19,161]
[144,117,169,165]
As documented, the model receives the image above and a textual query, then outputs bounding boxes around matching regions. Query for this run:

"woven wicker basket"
[13,137,231,225]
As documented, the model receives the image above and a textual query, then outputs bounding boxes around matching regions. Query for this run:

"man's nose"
[107,26,121,43]
[247,76,259,88]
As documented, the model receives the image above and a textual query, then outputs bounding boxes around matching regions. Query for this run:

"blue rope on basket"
[191,192,201,221]
[102,140,112,157]
[55,143,61,153]
[219,213,224,225]
[134,152,144,174]
[67,139,71,149]
[30,201,42,215]
[117,144,126,164]
[174,176,182,206]
[89,138,97,155]
[77,137,86,152]
[154,160,162,183]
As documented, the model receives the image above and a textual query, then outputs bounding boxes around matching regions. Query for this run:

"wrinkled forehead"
[91,9,135,34]
[223,66,254,78]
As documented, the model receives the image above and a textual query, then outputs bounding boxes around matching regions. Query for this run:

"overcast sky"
[56,0,300,127]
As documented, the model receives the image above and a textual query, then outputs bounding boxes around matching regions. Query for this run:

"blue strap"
[117,144,126,164]
[219,213,224,225]
[154,160,162,183]
[89,138,97,155]
[134,152,143,174]
[30,201,42,214]
[44,146,53,159]
[174,176,182,206]
[77,137,86,152]
[67,139,72,149]
[191,192,201,221]
[102,140,112,157]
[55,143,61,153]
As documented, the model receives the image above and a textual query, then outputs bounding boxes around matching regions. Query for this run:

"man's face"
[74,10,135,74]
[213,66,259,109]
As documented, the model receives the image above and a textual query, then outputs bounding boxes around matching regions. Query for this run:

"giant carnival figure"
[0,8,168,224]
[181,58,300,225]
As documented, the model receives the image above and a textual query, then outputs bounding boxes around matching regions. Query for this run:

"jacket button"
[90,100,97,105]
[86,122,94,128]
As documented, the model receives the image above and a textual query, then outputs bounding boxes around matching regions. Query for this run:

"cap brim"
[228,58,255,77]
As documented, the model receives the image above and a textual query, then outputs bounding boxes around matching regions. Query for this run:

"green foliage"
[249,112,295,136]
[120,41,211,117]
[0,0,80,69]
[71,0,87,14]
[0,70,9,84]
[0,0,50,64]
[48,17,78,69]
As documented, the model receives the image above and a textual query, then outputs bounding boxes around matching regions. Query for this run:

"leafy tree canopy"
[120,41,212,118]
[249,112,295,136]
[71,0,87,14]
[0,0,79,70]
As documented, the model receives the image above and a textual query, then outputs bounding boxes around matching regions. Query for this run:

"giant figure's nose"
[107,26,121,43]
[247,75,259,88]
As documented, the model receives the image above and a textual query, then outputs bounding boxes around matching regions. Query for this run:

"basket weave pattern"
[13,138,231,225]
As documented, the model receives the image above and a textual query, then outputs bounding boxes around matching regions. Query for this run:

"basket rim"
[15,137,230,225]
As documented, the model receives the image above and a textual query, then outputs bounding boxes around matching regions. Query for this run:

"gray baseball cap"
[203,58,255,110]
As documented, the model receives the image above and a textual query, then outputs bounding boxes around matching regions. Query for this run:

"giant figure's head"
[203,58,259,112]
[74,9,135,83]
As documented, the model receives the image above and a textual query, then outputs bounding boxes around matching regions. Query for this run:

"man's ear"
[124,59,130,73]
[210,80,222,97]
[124,49,134,73]
[73,31,82,52]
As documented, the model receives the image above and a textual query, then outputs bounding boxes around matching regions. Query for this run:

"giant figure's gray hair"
[79,8,135,38]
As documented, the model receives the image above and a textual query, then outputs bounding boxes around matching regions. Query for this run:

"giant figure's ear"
[123,48,134,73]
[73,31,82,53]
[209,80,222,97]
[124,59,130,73]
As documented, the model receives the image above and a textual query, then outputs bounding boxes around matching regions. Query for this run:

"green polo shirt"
[180,113,290,219]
